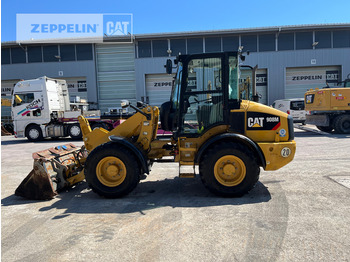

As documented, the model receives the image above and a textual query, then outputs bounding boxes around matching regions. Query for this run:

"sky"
[1,0,350,42]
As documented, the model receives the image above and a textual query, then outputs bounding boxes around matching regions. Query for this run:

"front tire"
[199,142,260,197]
[26,125,43,142]
[84,142,140,198]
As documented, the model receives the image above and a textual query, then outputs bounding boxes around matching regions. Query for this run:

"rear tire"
[68,123,82,140]
[84,142,140,198]
[199,142,260,197]
[334,115,350,134]
[26,125,43,142]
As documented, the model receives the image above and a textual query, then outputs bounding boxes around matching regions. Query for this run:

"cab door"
[176,54,227,166]
[178,54,226,136]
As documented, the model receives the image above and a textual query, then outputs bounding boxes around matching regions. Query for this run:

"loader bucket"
[15,160,57,200]
[15,144,87,200]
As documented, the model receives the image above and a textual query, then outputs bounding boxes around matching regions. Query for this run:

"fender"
[109,135,150,174]
[195,133,266,168]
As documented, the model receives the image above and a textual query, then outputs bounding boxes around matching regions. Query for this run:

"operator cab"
[160,52,253,137]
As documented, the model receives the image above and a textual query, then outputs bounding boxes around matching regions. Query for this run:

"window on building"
[222,36,239,52]
[76,44,93,60]
[259,34,276,52]
[60,44,76,61]
[278,33,294,51]
[296,32,313,50]
[138,41,151,57]
[152,40,168,57]
[241,35,257,52]
[1,48,11,64]
[11,47,26,63]
[27,46,42,63]
[187,38,203,54]
[314,31,331,49]
[43,45,59,62]
[170,39,186,56]
[205,37,221,52]
[333,30,350,48]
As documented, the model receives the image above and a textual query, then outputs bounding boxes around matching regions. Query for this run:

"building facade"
[2,24,350,121]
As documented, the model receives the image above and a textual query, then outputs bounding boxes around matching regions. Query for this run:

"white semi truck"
[11,76,104,141]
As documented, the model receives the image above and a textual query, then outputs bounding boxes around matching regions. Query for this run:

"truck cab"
[12,77,85,141]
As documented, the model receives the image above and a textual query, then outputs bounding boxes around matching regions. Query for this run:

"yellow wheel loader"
[16,51,296,199]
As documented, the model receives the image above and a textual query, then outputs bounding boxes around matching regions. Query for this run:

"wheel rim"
[70,126,81,136]
[96,156,126,187]
[29,128,39,139]
[214,155,246,187]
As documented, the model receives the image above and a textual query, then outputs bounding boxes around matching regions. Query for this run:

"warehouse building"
[2,23,350,121]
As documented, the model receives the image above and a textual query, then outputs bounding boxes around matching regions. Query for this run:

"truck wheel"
[84,142,140,198]
[316,126,333,132]
[68,123,82,140]
[199,142,260,197]
[25,125,43,142]
[334,115,350,134]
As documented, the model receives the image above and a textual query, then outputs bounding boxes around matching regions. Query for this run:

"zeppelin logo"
[31,24,98,33]
[292,75,322,81]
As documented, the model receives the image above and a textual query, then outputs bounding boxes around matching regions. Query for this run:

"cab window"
[181,57,224,135]
[228,56,239,100]
[13,93,34,107]
[171,63,183,111]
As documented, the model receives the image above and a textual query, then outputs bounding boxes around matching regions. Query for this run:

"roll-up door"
[145,74,174,106]
[96,44,136,113]
[286,66,341,99]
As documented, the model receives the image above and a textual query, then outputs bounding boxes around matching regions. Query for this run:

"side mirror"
[121,100,130,108]
[165,59,173,74]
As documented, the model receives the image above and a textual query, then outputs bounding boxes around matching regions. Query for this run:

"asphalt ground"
[1,126,350,262]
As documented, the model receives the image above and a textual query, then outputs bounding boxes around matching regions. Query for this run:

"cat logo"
[248,117,264,128]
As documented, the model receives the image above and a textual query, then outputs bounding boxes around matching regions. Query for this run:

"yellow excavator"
[15,51,296,199]
[305,75,350,133]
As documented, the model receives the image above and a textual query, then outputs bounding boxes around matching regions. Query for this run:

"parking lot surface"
[2,127,350,262]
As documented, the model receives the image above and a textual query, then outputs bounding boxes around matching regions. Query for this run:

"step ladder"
[179,164,196,178]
